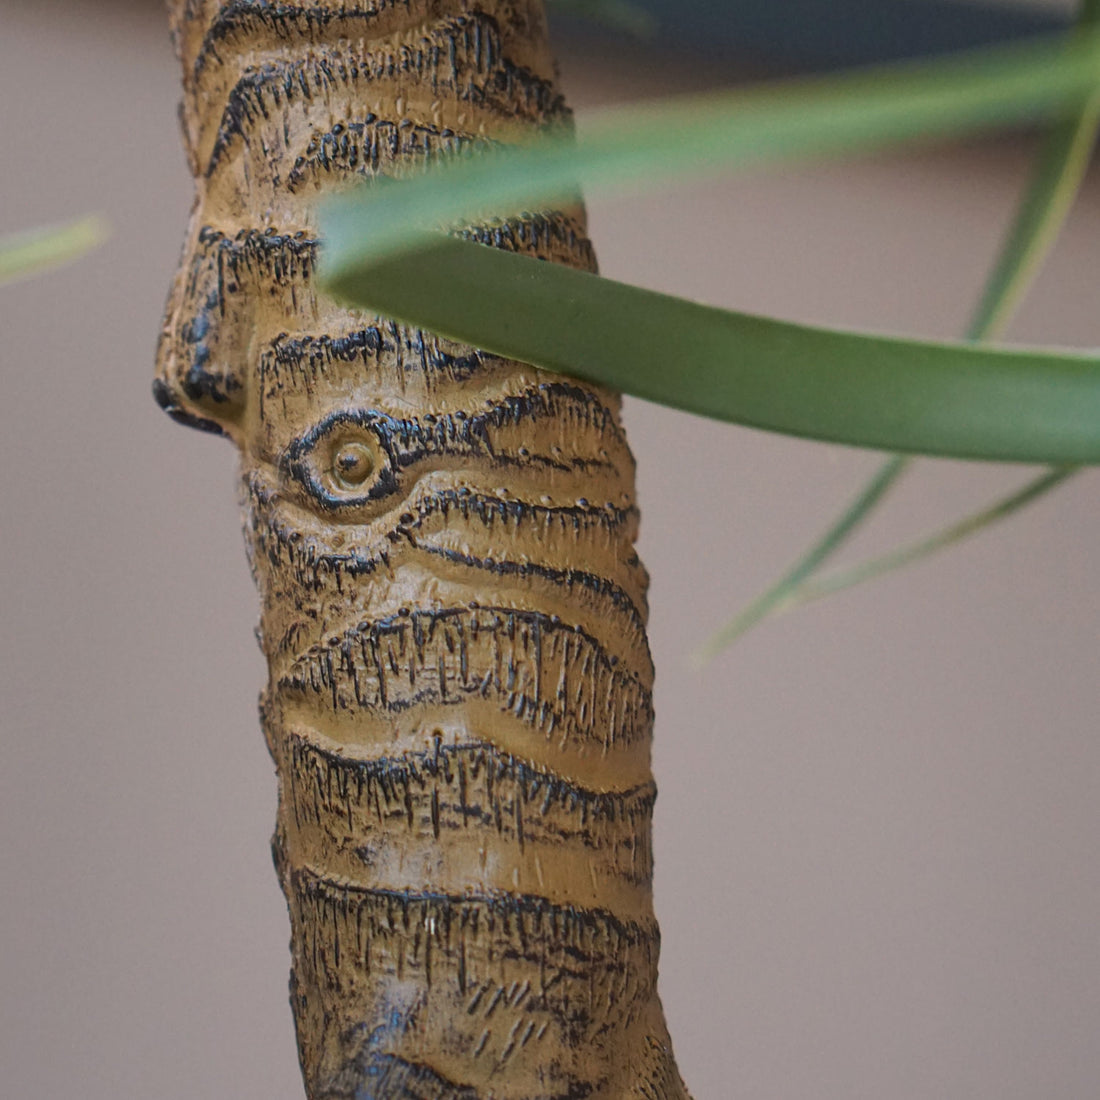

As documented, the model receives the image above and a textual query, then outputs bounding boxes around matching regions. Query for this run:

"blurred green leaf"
[0,215,108,286]
[321,28,1100,269]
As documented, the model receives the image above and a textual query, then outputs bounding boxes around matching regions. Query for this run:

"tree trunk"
[156,3,688,1096]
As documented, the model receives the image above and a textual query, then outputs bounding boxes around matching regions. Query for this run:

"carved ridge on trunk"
[158,2,690,1095]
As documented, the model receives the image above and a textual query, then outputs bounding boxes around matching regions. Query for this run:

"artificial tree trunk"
[156,2,688,1096]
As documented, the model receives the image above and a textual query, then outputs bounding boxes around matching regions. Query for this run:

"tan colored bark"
[156,3,689,1096]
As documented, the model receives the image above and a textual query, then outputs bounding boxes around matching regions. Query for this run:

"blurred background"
[1,1,1096,1097]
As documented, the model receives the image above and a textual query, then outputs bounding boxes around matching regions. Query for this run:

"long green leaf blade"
[703,0,1100,654]
[325,235,1100,464]
[322,28,1100,267]
[0,215,107,286]
[970,0,1100,338]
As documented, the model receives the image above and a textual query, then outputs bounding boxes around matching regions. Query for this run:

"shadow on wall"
[554,0,1070,68]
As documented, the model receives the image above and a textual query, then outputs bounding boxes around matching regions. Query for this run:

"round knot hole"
[332,441,375,489]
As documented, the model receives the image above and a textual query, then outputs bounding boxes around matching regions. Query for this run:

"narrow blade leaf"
[970,4,1100,338]
[324,235,1100,465]
[694,456,911,661]
[0,215,107,286]
[703,0,1100,655]
[792,466,1080,607]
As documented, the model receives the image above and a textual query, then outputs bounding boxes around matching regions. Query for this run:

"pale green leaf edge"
[0,215,108,286]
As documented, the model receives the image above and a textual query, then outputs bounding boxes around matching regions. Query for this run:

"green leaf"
[787,466,1079,609]
[702,0,1100,655]
[321,28,1100,268]
[970,3,1100,340]
[0,215,108,286]
[318,25,1100,651]
[703,467,1077,654]
[324,233,1100,464]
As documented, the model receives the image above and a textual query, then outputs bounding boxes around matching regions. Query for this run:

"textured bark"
[155,3,688,1097]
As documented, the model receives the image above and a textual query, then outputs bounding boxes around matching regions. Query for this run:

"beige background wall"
[1,2,1097,1098]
